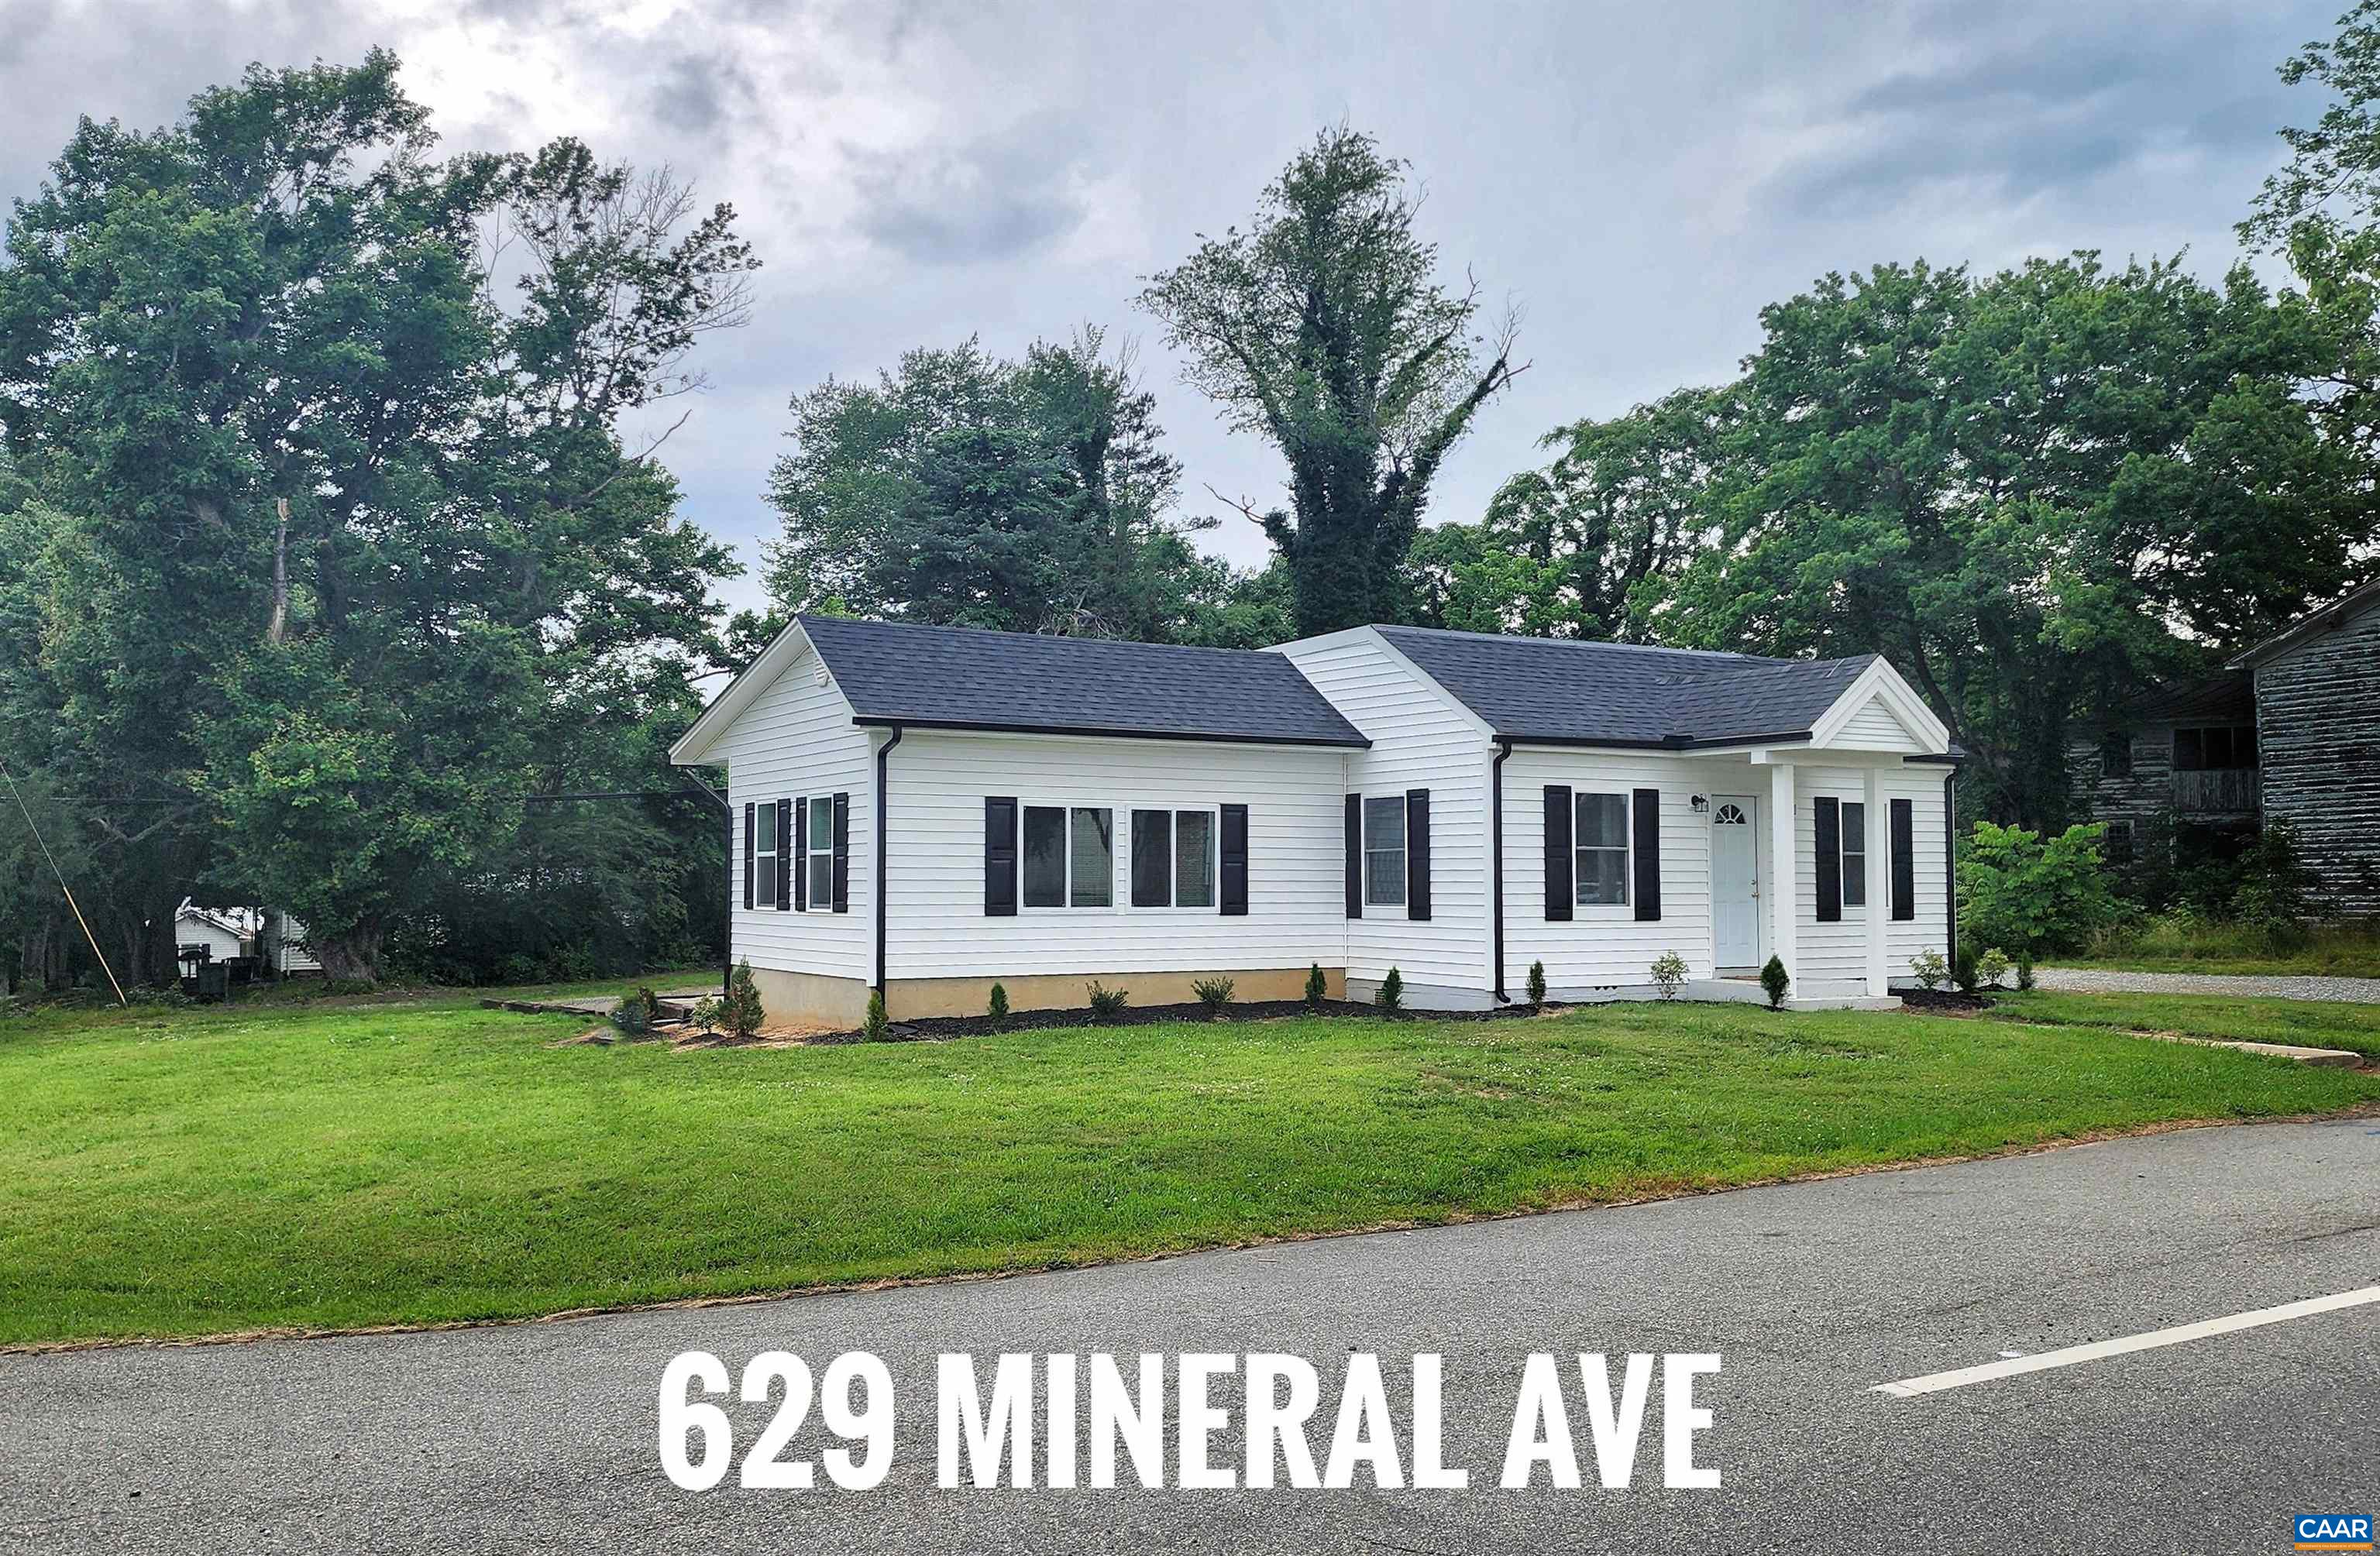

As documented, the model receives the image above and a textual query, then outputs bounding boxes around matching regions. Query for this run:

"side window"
[2105,819,2135,864]
[1841,800,1867,909]
[2100,732,2131,778]
[807,796,834,909]
[1573,792,1629,905]
[1135,809,1217,909]
[753,802,779,908]
[1363,795,1407,907]
[1023,805,1113,909]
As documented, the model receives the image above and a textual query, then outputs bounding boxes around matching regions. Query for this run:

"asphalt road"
[7,1118,2377,1555]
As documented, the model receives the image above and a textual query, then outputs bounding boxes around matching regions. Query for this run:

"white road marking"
[1874,1285,2380,1398]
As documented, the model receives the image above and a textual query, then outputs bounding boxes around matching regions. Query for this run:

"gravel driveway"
[2034,967,2380,1003]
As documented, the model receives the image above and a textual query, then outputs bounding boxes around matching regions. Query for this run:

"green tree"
[1139,125,1522,636]
[1472,387,1730,642]
[0,54,751,981]
[1956,822,2121,957]
[765,331,1226,640]
[1664,254,2358,824]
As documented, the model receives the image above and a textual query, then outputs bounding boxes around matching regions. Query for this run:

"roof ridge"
[800,613,1276,660]
[1374,623,1880,669]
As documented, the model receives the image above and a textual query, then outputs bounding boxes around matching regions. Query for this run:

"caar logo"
[2296,1513,2374,1551]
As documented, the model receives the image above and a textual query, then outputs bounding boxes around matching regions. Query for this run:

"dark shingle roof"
[800,615,1368,748]
[1372,626,1875,747]
[2107,673,2253,726]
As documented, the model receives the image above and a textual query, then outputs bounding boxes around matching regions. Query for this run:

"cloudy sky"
[0,0,2344,613]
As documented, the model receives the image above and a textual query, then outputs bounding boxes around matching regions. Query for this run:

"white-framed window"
[806,795,834,908]
[1022,804,1113,909]
[1574,791,1629,906]
[1130,808,1216,909]
[753,802,779,908]
[1841,799,1867,909]
[1364,795,1406,907]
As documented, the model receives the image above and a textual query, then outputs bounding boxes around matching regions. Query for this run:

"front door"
[1711,795,1759,969]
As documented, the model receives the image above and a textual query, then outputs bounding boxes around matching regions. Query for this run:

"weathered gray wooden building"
[2070,578,2379,916]
[2231,578,2380,917]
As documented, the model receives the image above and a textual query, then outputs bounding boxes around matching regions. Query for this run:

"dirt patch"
[1898,988,1997,1015]
[791,997,1586,1045]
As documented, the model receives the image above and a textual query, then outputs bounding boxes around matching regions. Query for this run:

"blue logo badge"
[2296,1514,2374,1551]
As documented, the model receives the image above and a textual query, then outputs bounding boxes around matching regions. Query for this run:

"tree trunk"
[314,924,383,984]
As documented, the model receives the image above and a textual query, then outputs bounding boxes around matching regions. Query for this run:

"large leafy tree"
[765,330,1234,641]
[0,53,751,981]
[1664,254,2362,825]
[1139,125,1522,636]
[1420,387,1732,641]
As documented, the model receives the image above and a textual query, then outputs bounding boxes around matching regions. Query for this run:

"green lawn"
[2055,919,2380,978]
[1987,989,2380,1061]
[3,991,2373,1348]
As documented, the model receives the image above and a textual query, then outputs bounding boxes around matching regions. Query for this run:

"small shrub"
[1526,960,1547,1005]
[1951,939,1980,994]
[862,990,889,1042]
[1975,947,2010,989]
[988,982,1009,1023]
[1086,981,1130,1021]
[723,959,765,1038]
[1304,963,1327,1008]
[1908,948,1948,991]
[1191,976,1236,1015]
[1759,954,1790,1009]
[2015,948,2037,991]
[1649,952,1687,1000]
[1376,966,1405,1014]
[687,995,723,1035]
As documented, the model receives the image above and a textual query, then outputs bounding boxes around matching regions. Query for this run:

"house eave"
[850,716,1370,751]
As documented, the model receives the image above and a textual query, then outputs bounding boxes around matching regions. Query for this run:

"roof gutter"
[874,725,903,1002]
[1491,737,1513,1003]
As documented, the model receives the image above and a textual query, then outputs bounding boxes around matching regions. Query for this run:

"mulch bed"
[802,997,1578,1046]
[1897,988,1997,1014]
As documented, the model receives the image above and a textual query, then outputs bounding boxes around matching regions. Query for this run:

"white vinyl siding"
[1794,768,1952,995]
[1831,697,1924,753]
[1505,750,1722,990]
[717,644,874,980]
[1275,630,1490,993]
[885,731,1344,980]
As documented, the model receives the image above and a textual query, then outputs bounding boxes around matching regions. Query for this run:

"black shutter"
[1814,796,1842,922]
[1219,804,1249,916]
[1632,788,1661,922]
[776,799,793,911]
[1344,795,1363,919]
[985,798,1018,916]
[831,792,850,912]
[1890,797,1916,922]
[742,802,755,911]
[1543,785,1573,922]
[1405,788,1432,922]
[793,796,808,912]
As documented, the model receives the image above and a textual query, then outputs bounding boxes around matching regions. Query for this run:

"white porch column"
[1768,761,1797,987]
[1864,765,1890,997]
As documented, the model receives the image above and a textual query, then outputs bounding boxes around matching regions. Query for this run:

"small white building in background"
[671,616,1959,1028]
[173,901,321,974]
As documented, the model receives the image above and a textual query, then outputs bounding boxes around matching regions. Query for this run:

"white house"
[669,616,1958,1026]
[173,901,322,975]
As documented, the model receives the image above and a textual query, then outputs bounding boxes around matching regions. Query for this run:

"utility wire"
[0,761,127,1006]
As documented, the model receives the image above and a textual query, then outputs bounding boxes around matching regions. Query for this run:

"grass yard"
[3,989,2375,1348]
[2058,919,2380,978]
[1987,989,2380,1061]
